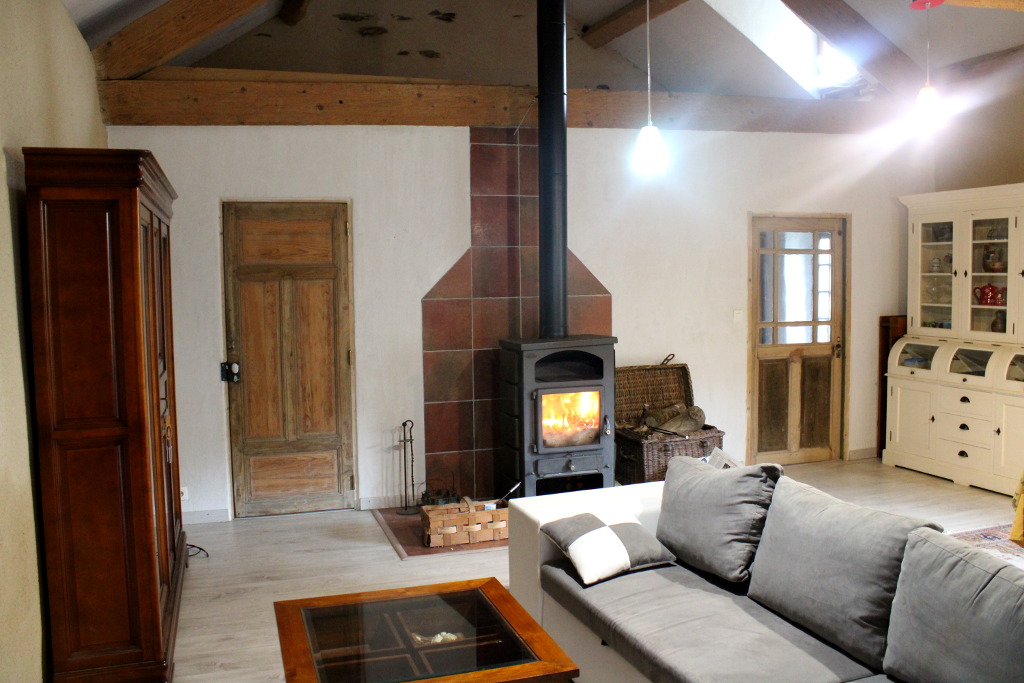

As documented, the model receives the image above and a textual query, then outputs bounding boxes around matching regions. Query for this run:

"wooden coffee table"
[274,577,578,682]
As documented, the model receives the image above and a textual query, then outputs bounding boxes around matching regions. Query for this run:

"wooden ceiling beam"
[97,74,903,134]
[92,0,274,80]
[780,0,923,96]
[582,0,693,49]
[946,0,1024,10]
[939,42,1024,83]
[279,0,312,26]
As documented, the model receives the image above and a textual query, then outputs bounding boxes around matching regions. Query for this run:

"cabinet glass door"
[968,214,1013,339]
[916,220,955,332]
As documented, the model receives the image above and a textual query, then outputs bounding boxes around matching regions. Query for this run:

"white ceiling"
[60,0,1024,99]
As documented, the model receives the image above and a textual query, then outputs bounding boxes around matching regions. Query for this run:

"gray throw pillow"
[883,527,1024,683]
[747,477,940,670]
[541,510,676,585]
[656,456,783,582]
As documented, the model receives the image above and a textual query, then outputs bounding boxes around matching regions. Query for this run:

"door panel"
[224,202,355,516]
[750,216,847,465]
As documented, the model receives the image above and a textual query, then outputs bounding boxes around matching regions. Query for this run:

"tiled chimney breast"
[421,127,612,500]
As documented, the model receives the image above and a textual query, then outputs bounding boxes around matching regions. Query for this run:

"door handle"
[602,415,612,436]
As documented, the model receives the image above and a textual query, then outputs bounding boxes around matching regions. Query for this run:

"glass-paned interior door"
[750,216,847,465]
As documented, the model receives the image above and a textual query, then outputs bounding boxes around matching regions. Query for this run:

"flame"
[541,391,601,448]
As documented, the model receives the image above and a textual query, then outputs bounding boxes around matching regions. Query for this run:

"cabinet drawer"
[935,439,994,472]
[938,387,993,418]
[535,453,604,476]
[936,413,994,448]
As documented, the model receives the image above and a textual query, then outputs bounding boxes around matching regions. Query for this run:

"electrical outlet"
[180,487,189,502]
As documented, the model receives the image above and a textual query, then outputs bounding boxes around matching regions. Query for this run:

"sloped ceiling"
[59,0,1024,131]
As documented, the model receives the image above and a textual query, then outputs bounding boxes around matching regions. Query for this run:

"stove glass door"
[539,390,601,449]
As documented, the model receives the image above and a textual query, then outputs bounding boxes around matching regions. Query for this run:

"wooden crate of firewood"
[421,497,509,547]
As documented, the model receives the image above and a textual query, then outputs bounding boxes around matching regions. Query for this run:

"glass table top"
[300,588,537,683]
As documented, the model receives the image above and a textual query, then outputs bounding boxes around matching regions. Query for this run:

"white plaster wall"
[0,1,108,679]
[107,126,470,518]
[567,127,933,460]
[109,123,933,520]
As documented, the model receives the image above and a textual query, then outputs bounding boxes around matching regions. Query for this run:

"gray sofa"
[508,457,1024,683]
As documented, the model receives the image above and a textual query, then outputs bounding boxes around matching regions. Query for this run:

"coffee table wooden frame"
[274,577,578,682]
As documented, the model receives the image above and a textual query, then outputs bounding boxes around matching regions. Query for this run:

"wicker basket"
[615,358,725,485]
[421,497,509,547]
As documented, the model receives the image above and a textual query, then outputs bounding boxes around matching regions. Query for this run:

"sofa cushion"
[541,560,875,683]
[541,510,675,585]
[656,456,783,582]
[748,477,940,670]
[883,527,1024,683]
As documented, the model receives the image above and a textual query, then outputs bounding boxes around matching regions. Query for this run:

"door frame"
[745,212,852,464]
[221,200,357,516]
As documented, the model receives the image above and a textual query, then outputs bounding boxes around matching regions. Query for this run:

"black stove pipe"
[537,0,568,339]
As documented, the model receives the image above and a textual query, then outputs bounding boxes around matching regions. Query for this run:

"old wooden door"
[748,215,848,465]
[223,202,355,516]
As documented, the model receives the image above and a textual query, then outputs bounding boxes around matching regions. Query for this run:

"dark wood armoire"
[23,148,186,682]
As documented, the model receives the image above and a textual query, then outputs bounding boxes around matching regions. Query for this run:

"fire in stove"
[541,391,601,448]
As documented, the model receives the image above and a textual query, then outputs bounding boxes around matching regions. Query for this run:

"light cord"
[645,0,653,126]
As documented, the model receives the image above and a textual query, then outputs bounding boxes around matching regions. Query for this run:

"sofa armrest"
[508,481,665,620]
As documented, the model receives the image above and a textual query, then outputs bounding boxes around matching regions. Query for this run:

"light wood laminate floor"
[174,458,1014,682]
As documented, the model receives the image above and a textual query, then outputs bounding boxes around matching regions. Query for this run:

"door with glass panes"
[749,216,847,465]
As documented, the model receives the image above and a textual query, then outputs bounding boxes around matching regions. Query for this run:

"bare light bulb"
[631,124,669,176]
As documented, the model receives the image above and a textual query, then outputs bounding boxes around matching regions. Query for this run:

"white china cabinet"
[886,184,1024,495]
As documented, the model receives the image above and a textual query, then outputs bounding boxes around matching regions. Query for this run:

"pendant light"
[630,0,669,176]
[911,0,943,113]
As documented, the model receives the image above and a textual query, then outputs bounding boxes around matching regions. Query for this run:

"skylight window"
[704,0,864,99]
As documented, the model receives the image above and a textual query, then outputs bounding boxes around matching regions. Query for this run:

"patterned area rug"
[951,524,1024,569]
[371,507,508,560]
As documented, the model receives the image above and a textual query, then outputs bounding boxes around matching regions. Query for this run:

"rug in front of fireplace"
[950,524,1024,569]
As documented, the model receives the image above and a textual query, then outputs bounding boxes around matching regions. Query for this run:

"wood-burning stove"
[497,335,616,497]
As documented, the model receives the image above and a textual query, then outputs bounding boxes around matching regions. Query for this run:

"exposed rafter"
[581,0,692,49]
[946,0,1024,10]
[939,42,1024,82]
[92,0,273,80]
[279,0,312,26]
[780,0,924,96]
[97,69,903,133]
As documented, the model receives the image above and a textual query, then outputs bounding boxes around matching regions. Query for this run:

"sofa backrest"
[883,527,1024,683]
[747,476,940,671]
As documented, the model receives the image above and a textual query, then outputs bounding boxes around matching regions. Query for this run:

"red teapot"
[973,283,999,305]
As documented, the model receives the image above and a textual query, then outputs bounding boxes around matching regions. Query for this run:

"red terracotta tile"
[471,144,518,196]
[423,351,473,402]
[516,127,538,146]
[518,145,539,196]
[424,250,472,299]
[424,452,471,498]
[471,127,518,144]
[568,251,610,295]
[472,247,520,299]
[474,449,496,499]
[424,401,474,455]
[473,349,500,399]
[422,299,472,351]
[519,196,539,247]
[521,297,540,339]
[520,247,538,297]
[471,196,519,247]
[473,298,521,349]
[474,399,498,449]
[568,295,613,336]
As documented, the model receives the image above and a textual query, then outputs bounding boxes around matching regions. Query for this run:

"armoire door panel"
[56,439,138,660]
[46,200,123,426]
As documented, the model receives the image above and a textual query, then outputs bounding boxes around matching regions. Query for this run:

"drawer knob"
[960,396,970,403]
[959,423,970,431]
[958,450,969,458]
[568,461,575,472]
